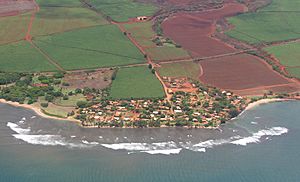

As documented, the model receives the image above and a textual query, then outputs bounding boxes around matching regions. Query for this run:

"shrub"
[41,103,49,108]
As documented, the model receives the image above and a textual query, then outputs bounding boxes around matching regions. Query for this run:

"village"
[79,78,248,128]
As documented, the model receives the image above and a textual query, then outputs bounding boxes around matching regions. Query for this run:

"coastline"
[0,98,298,128]
[0,99,81,124]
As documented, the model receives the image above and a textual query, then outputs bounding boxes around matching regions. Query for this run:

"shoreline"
[0,98,298,128]
[0,99,81,125]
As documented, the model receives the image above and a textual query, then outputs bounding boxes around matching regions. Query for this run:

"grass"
[54,94,86,107]
[0,13,31,45]
[35,0,82,7]
[157,62,200,80]
[286,67,300,79]
[261,0,300,11]
[34,25,146,70]
[89,0,157,22]
[264,42,300,67]
[109,66,165,99]
[123,21,191,61]
[226,12,300,44]
[146,47,190,61]
[0,41,58,72]
[31,7,109,37]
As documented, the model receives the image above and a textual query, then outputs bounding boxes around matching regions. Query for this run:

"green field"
[35,0,82,7]
[34,25,146,70]
[286,67,300,79]
[157,62,200,80]
[123,21,190,61]
[261,0,300,11]
[31,7,109,37]
[89,0,157,22]
[109,66,165,99]
[226,0,300,44]
[264,42,300,67]
[0,41,58,72]
[0,13,31,45]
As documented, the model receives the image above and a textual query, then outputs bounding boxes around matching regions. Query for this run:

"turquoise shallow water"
[0,101,299,182]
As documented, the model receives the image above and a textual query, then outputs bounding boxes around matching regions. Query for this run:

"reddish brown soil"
[199,54,293,91]
[0,0,35,17]
[161,3,246,57]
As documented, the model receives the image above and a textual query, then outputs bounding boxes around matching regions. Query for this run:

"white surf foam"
[101,141,182,155]
[7,122,88,148]
[230,127,288,146]
[141,148,182,155]
[82,140,99,145]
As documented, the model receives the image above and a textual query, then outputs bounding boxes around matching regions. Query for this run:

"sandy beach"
[244,98,293,111]
[0,99,81,124]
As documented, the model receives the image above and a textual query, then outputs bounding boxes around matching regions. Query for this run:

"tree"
[76,100,88,108]
[151,69,155,74]
[148,64,152,69]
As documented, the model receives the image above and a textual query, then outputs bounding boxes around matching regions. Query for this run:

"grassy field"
[123,21,190,61]
[0,13,31,45]
[286,67,300,79]
[31,7,109,37]
[54,94,86,107]
[109,66,165,99]
[0,41,58,72]
[226,12,300,44]
[34,25,146,70]
[226,0,300,44]
[89,0,157,22]
[261,0,300,11]
[264,42,300,67]
[157,62,200,80]
[35,0,82,7]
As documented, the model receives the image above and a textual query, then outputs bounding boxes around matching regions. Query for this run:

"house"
[137,16,148,21]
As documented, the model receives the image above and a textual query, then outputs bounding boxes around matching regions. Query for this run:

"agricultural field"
[34,25,146,70]
[31,7,109,37]
[157,62,200,80]
[88,0,158,22]
[0,12,31,45]
[109,66,165,99]
[264,42,300,67]
[199,54,290,91]
[35,0,82,7]
[161,3,245,57]
[123,21,191,61]
[0,41,58,72]
[226,0,300,44]
[286,67,300,79]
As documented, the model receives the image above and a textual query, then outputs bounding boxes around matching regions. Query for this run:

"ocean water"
[0,101,299,182]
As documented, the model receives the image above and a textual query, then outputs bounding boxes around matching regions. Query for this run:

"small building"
[137,16,148,21]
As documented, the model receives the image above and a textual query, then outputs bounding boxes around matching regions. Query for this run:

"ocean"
[0,101,299,182]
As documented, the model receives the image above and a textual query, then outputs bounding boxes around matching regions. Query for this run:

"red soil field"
[161,3,246,57]
[199,54,294,91]
[0,0,35,17]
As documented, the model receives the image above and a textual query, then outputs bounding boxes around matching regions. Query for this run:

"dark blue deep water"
[0,101,299,182]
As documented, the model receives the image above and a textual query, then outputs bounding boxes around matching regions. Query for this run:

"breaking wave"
[7,122,88,148]
[7,122,288,155]
[230,127,288,146]
[101,141,181,155]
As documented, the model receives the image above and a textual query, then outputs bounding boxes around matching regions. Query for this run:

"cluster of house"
[79,78,247,128]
